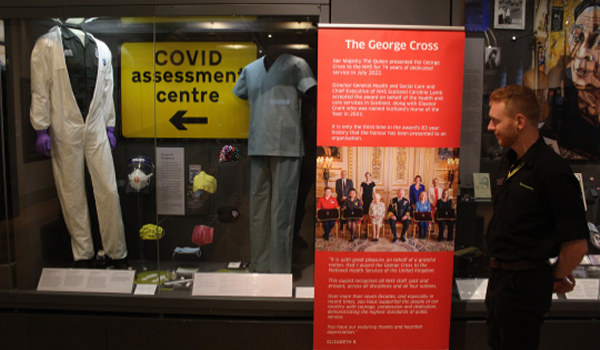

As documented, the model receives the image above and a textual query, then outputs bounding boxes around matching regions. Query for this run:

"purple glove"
[107,127,116,150]
[35,129,51,157]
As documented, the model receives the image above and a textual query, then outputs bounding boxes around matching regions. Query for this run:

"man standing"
[388,189,411,243]
[486,85,588,350]
[335,170,353,206]
[336,170,353,233]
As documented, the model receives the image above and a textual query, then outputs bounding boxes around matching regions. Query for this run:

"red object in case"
[192,225,214,246]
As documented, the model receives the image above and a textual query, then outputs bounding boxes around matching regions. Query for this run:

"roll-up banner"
[314,25,465,350]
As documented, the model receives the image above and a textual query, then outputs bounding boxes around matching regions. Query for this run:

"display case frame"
[0,2,600,350]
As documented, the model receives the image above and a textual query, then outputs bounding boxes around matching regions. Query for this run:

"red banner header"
[317,28,465,148]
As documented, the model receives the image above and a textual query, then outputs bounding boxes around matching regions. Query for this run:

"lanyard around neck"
[507,161,525,180]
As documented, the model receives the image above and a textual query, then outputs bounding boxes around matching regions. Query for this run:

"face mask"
[128,168,153,191]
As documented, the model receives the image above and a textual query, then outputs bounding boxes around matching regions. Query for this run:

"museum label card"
[227,262,242,269]
[156,147,185,215]
[37,268,135,294]
[295,287,315,299]
[192,273,292,297]
[455,278,488,300]
[134,283,158,295]
[564,279,599,300]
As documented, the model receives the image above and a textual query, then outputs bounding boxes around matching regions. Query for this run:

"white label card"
[192,273,292,297]
[295,287,315,299]
[564,279,599,300]
[134,284,158,295]
[227,262,242,269]
[37,268,135,294]
[156,147,185,215]
[455,278,488,300]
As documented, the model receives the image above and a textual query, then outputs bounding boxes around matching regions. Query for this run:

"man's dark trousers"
[389,218,410,239]
[485,264,554,350]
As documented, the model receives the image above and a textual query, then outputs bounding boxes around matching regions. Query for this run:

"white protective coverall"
[30,26,127,261]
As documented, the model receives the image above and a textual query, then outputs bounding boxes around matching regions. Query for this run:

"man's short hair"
[489,85,541,124]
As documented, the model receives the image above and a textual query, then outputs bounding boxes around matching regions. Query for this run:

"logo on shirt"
[102,58,106,66]
[519,182,534,191]
[63,49,73,57]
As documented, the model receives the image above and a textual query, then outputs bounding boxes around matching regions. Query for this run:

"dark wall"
[0,0,453,26]
[331,0,452,25]
[0,0,325,5]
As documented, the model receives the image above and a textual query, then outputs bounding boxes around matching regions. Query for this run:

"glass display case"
[0,8,322,307]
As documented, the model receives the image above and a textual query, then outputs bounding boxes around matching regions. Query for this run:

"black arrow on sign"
[169,110,208,130]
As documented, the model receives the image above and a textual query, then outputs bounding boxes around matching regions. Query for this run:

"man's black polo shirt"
[487,137,588,264]
[61,26,98,121]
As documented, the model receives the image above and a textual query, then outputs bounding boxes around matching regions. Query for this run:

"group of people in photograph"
[316,171,456,243]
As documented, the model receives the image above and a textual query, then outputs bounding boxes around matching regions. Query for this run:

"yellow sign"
[121,42,256,138]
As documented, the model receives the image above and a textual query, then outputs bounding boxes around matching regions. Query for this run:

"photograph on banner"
[536,0,600,160]
[315,146,458,253]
